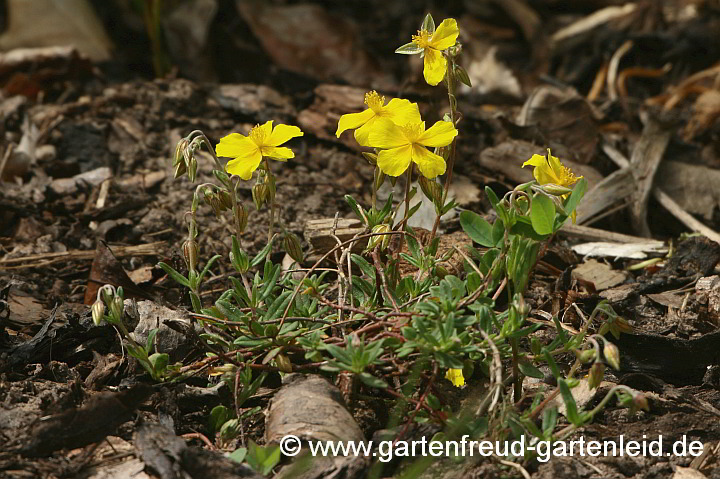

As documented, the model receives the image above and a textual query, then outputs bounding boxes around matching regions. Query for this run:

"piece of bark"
[560,223,666,245]
[84,241,154,305]
[572,259,628,291]
[266,374,364,445]
[266,374,368,479]
[19,384,153,457]
[304,218,366,256]
[629,117,671,237]
[575,166,634,224]
[653,189,720,245]
[135,421,263,479]
[571,241,667,260]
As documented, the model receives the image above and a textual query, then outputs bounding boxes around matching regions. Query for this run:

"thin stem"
[401,167,413,229]
[429,55,458,241]
[264,159,276,262]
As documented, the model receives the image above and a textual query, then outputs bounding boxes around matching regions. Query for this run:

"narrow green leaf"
[158,262,190,288]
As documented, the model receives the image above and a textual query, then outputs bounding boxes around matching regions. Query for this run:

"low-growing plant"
[96,12,648,475]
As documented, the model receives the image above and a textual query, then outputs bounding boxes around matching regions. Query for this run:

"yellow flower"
[445,368,465,387]
[216,120,303,180]
[336,91,421,147]
[523,149,583,222]
[522,150,582,188]
[368,118,457,179]
[397,18,459,86]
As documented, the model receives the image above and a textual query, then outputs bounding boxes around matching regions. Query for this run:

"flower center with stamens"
[249,124,266,145]
[411,30,431,48]
[364,91,385,113]
[400,123,424,142]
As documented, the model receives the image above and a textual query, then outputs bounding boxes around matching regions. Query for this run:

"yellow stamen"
[411,30,431,48]
[364,91,385,113]
[400,122,424,141]
[249,124,265,144]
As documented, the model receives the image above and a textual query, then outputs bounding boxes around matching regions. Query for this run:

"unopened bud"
[187,157,198,182]
[283,232,304,263]
[219,191,233,210]
[266,174,276,203]
[603,341,621,370]
[369,223,391,250]
[183,239,198,270]
[91,300,105,326]
[374,168,385,191]
[174,138,188,167]
[275,353,293,373]
[541,184,573,196]
[362,152,378,166]
[588,362,605,389]
[234,204,249,234]
[110,295,125,321]
[209,194,225,217]
[418,176,443,204]
[575,349,596,364]
[252,184,268,210]
[174,159,187,179]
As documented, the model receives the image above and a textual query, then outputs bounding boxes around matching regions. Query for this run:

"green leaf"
[460,211,495,247]
[558,379,582,426]
[158,262,190,288]
[148,353,169,374]
[351,254,375,277]
[518,361,544,379]
[564,177,587,219]
[395,42,423,55]
[359,372,388,389]
[542,407,558,437]
[530,193,555,235]
[229,447,247,464]
[250,239,274,268]
[145,328,159,353]
[344,194,364,221]
[209,405,231,433]
[246,441,281,476]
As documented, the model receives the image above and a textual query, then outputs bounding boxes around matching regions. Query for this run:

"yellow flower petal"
[216,133,255,158]
[226,149,263,181]
[263,146,294,160]
[445,368,465,387]
[254,120,274,144]
[377,145,413,177]
[522,154,546,168]
[367,118,409,149]
[416,120,457,147]
[430,18,459,51]
[423,47,447,86]
[412,145,446,179]
[354,116,379,147]
[384,98,421,127]
[336,109,375,137]
[266,124,303,146]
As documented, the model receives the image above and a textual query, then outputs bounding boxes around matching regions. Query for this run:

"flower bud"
[541,184,573,196]
[187,157,198,182]
[418,176,443,204]
[266,174,277,203]
[252,184,268,210]
[374,168,385,191]
[219,191,234,210]
[603,341,621,370]
[283,232,304,263]
[91,300,105,326]
[209,194,225,217]
[369,223,391,250]
[362,152,378,166]
[587,362,605,389]
[174,138,188,167]
[110,295,125,321]
[575,349,596,364]
[233,204,249,234]
[183,239,199,271]
[275,353,293,373]
[173,159,187,179]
